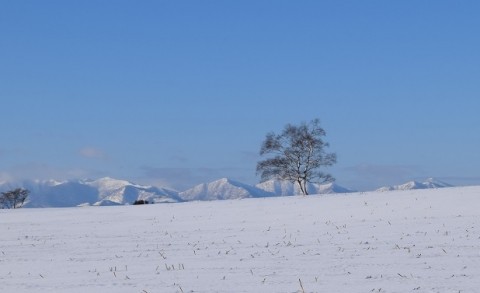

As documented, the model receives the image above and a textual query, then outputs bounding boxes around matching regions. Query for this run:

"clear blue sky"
[1,1,479,191]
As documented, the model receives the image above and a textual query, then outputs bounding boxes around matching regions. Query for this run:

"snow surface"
[1,186,480,292]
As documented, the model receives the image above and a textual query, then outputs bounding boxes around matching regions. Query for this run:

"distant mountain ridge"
[0,176,455,208]
[84,177,180,205]
[179,178,274,201]
[0,177,180,208]
[255,179,355,196]
[179,178,355,201]
[377,178,453,192]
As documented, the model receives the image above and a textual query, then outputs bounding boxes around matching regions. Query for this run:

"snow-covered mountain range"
[376,178,453,192]
[256,179,355,196]
[179,178,274,201]
[0,177,454,208]
[0,177,180,208]
[178,178,357,201]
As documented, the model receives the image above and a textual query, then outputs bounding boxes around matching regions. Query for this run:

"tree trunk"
[302,180,309,196]
[296,179,309,196]
[296,179,306,195]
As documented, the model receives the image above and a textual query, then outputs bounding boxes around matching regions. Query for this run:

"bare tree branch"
[256,119,336,195]
[0,188,30,209]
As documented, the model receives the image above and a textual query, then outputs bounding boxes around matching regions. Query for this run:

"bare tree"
[256,119,337,195]
[0,188,30,209]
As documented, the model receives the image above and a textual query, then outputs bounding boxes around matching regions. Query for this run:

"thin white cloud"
[0,171,14,184]
[79,147,108,160]
[0,163,108,183]
[138,166,257,191]
[341,163,425,191]
[240,150,260,162]
[345,163,422,179]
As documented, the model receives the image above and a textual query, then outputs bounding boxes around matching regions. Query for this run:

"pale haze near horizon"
[1,1,479,191]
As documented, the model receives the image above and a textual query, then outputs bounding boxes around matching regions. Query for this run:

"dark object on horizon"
[133,199,149,205]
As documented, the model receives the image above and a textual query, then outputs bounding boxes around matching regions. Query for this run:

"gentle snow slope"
[1,186,480,292]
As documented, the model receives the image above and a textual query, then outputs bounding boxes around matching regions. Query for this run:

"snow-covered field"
[1,186,479,293]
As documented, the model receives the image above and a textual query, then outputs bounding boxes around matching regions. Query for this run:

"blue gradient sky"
[1,1,479,191]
